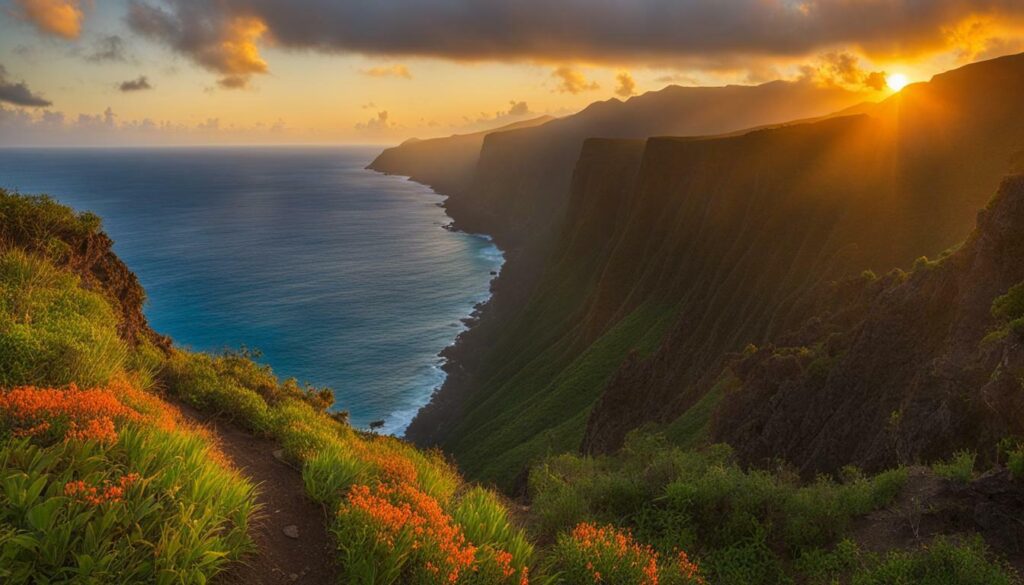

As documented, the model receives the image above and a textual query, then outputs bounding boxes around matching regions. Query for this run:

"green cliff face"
[382,53,1024,490]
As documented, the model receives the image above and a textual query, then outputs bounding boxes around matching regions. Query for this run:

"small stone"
[283,525,299,539]
[289,574,299,581]
[272,449,286,462]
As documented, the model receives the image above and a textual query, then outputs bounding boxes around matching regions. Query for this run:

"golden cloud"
[360,65,413,79]
[552,67,599,94]
[615,71,637,97]
[14,0,84,39]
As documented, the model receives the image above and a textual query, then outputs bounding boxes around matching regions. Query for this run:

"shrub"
[453,487,534,571]
[0,379,174,444]
[163,351,273,433]
[851,536,1017,585]
[551,522,705,585]
[333,482,515,585]
[993,282,1024,322]
[1008,445,1024,479]
[932,450,976,483]
[0,190,101,261]
[0,250,126,388]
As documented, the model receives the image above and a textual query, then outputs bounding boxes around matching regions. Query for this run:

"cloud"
[119,76,153,92]
[0,65,52,107]
[506,100,530,116]
[87,35,130,63]
[360,101,377,109]
[127,2,268,88]
[360,65,412,79]
[799,52,888,91]
[123,0,1024,74]
[13,0,84,39]
[0,104,312,146]
[655,73,699,86]
[356,110,395,131]
[552,67,599,94]
[614,71,636,97]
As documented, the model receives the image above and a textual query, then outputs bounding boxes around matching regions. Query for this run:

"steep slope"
[369,116,553,198]
[444,81,866,248]
[402,80,869,451]
[0,190,167,347]
[405,52,1024,488]
[714,175,1024,475]
[584,51,1024,456]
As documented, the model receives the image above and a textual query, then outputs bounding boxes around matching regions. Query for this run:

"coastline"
[368,171,507,437]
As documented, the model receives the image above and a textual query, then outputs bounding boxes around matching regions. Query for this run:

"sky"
[1,0,1023,146]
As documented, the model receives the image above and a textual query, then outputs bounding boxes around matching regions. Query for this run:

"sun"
[886,73,910,92]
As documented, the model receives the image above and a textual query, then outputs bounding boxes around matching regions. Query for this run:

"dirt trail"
[175,403,337,585]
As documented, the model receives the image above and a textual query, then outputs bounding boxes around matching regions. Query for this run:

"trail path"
[176,403,337,585]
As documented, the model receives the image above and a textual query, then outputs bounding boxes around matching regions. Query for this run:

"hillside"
[394,52,1024,489]
[369,116,554,197]
[372,80,867,250]
[714,174,1024,475]
[5,188,1023,585]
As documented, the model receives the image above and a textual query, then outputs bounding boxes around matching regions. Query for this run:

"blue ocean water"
[0,146,502,434]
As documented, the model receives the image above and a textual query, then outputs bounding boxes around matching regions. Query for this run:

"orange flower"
[0,382,174,444]
[342,482,485,583]
[560,523,662,585]
[64,472,141,506]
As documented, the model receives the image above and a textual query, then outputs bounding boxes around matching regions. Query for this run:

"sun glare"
[886,73,910,92]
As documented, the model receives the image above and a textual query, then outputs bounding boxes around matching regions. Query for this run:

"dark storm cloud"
[127,0,1024,67]
[88,35,130,63]
[119,76,153,92]
[0,65,52,107]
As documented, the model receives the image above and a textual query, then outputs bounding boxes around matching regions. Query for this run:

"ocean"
[0,146,502,434]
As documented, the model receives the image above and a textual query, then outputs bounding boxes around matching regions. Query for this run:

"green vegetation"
[0,250,126,388]
[0,427,255,583]
[931,450,976,483]
[984,281,1024,343]
[446,300,677,488]
[528,434,910,584]
[0,190,101,261]
[800,536,1017,585]
[2,189,1020,584]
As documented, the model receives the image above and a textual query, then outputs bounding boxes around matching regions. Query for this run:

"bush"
[528,434,909,584]
[550,522,705,585]
[0,190,101,261]
[163,351,273,433]
[932,450,976,483]
[993,282,1024,322]
[851,536,1017,585]
[0,250,126,388]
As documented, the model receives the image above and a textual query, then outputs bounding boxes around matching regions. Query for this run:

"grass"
[931,450,976,483]
[162,345,536,584]
[799,537,1018,585]
[0,189,102,262]
[0,250,127,388]
[3,191,1019,584]
[528,434,911,584]
[0,385,256,584]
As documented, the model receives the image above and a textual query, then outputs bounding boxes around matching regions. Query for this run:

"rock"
[272,449,286,462]
[283,525,299,539]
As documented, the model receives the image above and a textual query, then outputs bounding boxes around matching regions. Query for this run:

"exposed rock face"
[714,176,1024,475]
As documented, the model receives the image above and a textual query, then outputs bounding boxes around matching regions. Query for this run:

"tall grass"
[0,250,126,388]
[0,412,255,583]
